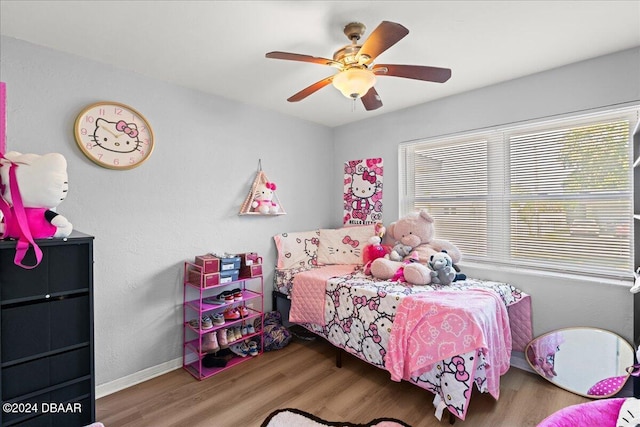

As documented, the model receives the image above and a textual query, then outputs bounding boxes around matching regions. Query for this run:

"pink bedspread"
[289,271,531,421]
[386,289,512,400]
[289,264,358,325]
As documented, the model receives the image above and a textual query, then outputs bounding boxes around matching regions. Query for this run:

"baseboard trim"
[95,357,182,399]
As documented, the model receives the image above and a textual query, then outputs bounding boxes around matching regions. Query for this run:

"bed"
[273,226,533,422]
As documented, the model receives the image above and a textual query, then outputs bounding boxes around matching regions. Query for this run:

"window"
[399,107,639,280]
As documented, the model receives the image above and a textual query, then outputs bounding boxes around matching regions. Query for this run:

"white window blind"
[399,107,638,280]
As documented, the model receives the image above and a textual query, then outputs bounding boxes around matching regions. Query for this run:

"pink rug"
[261,408,411,427]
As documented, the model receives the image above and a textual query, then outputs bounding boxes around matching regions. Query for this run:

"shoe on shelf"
[224,308,241,321]
[216,290,234,302]
[241,325,248,336]
[202,354,228,368]
[217,329,229,348]
[231,288,243,301]
[238,306,250,318]
[202,332,219,353]
[188,319,199,329]
[248,340,259,356]
[211,313,225,326]
[229,342,248,358]
[240,340,251,356]
[246,324,256,334]
[202,296,226,306]
[233,326,243,341]
[227,328,237,344]
[201,316,213,330]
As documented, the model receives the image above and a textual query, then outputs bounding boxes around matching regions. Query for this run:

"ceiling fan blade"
[356,21,409,64]
[373,64,452,83]
[361,87,383,111]
[287,75,335,102]
[266,51,342,68]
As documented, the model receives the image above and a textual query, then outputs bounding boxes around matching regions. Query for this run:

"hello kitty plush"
[0,151,72,267]
[251,181,279,214]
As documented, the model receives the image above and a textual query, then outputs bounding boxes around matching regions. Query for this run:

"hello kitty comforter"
[289,270,531,421]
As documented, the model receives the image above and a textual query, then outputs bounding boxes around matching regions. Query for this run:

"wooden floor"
[96,337,590,427]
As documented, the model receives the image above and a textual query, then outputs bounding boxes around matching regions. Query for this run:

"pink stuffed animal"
[370,210,461,285]
[390,251,419,282]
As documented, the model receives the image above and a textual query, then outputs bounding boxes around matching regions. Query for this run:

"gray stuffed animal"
[389,243,414,262]
[428,250,457,285]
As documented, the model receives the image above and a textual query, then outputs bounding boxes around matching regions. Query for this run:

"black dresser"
[0,231,94,426]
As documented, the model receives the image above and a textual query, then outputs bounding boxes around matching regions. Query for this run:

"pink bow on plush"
[266,182,276,190]
[362,170,376,184]
[342,236,359,248]
[116,120,139,138]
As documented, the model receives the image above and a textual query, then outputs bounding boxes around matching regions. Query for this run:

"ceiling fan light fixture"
[332,68,376,99]
[267,21,451,107]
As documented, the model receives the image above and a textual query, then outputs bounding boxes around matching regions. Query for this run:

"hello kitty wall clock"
[73,101,154,170]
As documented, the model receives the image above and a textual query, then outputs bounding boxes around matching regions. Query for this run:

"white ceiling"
[1,1,639,127]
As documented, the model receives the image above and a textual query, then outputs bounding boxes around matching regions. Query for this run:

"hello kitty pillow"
[317,225,376,265]
[273,230,321,269]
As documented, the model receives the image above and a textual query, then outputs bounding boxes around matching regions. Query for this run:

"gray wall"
[1,36,335,387]
[333,47,640,343]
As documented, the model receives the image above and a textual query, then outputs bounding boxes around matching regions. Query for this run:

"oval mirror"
[525,327,635,398]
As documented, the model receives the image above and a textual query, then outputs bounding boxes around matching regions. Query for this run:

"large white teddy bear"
[0,151,73,239]
[370,209,461,285]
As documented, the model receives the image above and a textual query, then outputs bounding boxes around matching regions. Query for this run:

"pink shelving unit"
[182,261,264,380]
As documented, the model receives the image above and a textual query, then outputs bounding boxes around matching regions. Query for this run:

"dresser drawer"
[0,243,91,301]
[2,347,91,400]
[1,295,90,363]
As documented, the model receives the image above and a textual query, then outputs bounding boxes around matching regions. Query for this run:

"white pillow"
[273,230,320,269]
[316,225,376,265]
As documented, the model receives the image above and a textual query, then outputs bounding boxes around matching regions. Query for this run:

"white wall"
[333,47,640,344]
[0,36,335,387]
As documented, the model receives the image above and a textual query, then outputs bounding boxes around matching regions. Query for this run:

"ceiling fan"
[265,21,452,111]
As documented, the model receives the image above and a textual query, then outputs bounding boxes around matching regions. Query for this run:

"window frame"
[399,106,639,282]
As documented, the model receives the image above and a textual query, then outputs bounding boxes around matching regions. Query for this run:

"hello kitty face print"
[324,235,363,264]
[344,158,383,225]
[92,118,142,154]
[617,398,640,426]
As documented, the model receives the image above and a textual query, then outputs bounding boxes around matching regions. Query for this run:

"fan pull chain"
[352,98,356,112]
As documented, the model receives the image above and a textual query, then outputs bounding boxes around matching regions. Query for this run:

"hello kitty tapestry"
[343,158,383,225]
